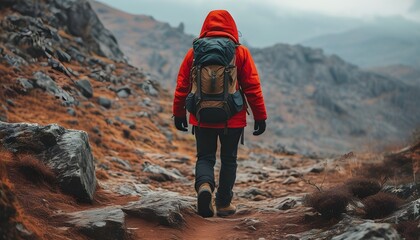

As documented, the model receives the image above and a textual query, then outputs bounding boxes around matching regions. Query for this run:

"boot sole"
[216,209,236,217]
[197,190,213,218]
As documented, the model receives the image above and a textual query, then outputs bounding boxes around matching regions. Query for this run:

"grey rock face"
[32,71,75,106]
[331,222,401,240]
[142,162,185,182]
[61,0,125,61]
[12,0,124,62]
[98,97,112,109]
[67,206,126,240]
[75,79,93,98]
[0,122,96,202]
[122,191,194,228]
[383,198,420,223]
[56,49,71,62]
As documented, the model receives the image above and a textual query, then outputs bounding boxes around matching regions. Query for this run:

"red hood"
[199,10,239,44]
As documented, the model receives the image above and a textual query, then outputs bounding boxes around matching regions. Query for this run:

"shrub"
[362,192,403,219]
[345,177,381,199]
[305,188,351,218]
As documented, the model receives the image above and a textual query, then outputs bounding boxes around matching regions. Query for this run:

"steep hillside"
[92,1,420,155]
[369,64,420,86]
[302,17,420,68]
[91,0,194,89]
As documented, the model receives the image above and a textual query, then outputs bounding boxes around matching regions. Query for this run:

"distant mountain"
[250,44,420,154]
[302,17,420,68]
[92,2,420,155]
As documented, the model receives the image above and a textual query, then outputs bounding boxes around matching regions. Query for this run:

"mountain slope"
[250,44,420,154]
[91,0,194,89]
[302,17,420,68]
[92,2,420,155]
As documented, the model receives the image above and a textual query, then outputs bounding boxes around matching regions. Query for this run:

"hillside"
[92,1,420,155]
[91,0,194,89]
[302,17,420,68]
[369,64,420,86]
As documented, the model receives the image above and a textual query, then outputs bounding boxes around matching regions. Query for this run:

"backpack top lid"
[193,37,236,67]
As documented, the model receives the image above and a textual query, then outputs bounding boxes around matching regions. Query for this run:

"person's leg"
[194,126,218,217]
[216,128,243,209]
[194,127,218,192]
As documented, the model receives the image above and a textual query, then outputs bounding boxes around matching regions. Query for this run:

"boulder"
[0,122,96,202]
[122,191,194,228]
[56,49,71,62]
[331,222,401,240]
[98,97,112,109]
[383,199,420,223]
[75,79,93,98]
[142,162,185,182]
[67,206,126,240]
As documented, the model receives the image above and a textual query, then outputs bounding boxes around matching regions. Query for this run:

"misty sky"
[96,0,420,47]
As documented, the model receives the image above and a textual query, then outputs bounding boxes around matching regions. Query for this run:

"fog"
[95,0,420,47]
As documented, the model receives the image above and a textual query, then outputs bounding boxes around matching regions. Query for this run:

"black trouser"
[194,126,243,207]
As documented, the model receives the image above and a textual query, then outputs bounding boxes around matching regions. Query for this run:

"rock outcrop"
[1,0,124,62]
[122,191,195,228]
[67,206,126,240]
[0,122,96,202]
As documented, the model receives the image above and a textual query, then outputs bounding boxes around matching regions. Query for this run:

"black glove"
[174,116,188,132]
[253,120,266,136]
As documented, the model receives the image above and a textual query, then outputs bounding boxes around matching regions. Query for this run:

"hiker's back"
[186,37,244,125]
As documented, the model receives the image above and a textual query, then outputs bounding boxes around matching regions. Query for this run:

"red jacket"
[173,10,267,128]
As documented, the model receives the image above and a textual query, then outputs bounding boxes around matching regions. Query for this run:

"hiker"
[173,10,267,218]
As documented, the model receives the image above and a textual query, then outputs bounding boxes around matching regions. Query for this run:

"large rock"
[331,222,401,240]
[0,122,96,202]
[67,206,126,240]
[294,215,401,240]
[75,79,93,98]
[142,162,185,182]
[122,191,194,228]
[383,198,420,223]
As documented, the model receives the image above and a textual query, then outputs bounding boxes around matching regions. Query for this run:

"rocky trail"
[1,1,419,239]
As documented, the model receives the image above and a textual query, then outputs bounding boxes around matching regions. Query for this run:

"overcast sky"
[96,0,420,47]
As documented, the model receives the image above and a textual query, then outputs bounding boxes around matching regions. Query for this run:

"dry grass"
[13,154,56,185]
[305,188,351,219]
[344,177,381,199]
[362,192,403,219]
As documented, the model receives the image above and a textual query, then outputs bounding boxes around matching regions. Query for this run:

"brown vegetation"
[362,192,403,219]
[396,221,420,240]
[12,154,56,185]
[305,188,351,218]
[344,177,381,199]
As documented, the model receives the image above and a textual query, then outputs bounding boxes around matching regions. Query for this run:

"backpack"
[185,37,244,127]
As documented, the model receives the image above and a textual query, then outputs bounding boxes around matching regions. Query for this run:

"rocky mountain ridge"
[92,1,420,155]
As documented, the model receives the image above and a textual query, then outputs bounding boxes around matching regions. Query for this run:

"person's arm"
[173,48,194,117]
[237,46,267,122]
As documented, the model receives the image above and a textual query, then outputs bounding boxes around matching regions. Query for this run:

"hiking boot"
[216,203,236,217]
[197,183,214,218]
